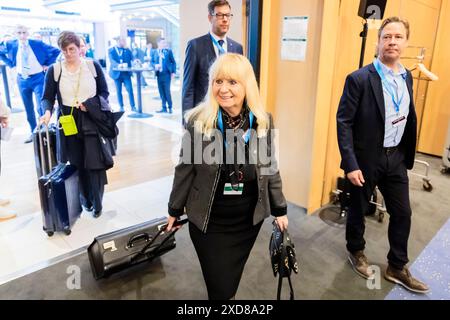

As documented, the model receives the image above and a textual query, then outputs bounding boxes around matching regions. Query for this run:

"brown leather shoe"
[385,265,430,294]
[348,250,372,279]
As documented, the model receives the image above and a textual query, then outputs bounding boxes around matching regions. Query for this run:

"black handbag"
[98,133,114,170]
[88,217,187,279]
[269,220,299,300]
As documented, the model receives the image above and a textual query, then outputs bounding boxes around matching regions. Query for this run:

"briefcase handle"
[127,233,151,248]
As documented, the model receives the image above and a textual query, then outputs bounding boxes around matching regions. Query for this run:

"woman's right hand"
[166,216,183,232]
[40,110,51,125]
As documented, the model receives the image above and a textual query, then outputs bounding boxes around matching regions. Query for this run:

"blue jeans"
[114,74,135,111]
[157,73,172,110]
[17,72,45,133]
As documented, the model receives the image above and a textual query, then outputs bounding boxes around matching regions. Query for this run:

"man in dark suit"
[337,17,428,293]
[151,39,176,113]
[108,37,136,112]
[182,0,243,120]
[0,25,60,143]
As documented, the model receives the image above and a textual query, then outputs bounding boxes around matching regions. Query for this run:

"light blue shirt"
[374,58,410,148]
[210,32,227,57]
[16,40,44,77]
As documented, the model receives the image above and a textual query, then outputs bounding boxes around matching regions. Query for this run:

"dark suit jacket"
[182,33,243,113]
[108,46,133,80]
[336,63,417,181]
[151,48,176,76]
[0,39,60,69]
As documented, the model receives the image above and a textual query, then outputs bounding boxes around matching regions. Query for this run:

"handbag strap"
[276,271,295,300]
[276,229,295,300]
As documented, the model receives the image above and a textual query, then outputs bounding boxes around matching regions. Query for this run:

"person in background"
[182,0,243,121]
[79,36,88,58]
[85,42,95,59]
[131,42,147,87]
[0,25,60,143]
[167,54,288,300]
[0,92,16,222]
[151,38,176,113]
[108,37,135,112]
[41,31,112,218]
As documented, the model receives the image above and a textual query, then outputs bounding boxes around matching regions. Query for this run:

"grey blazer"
[168,113,287,233]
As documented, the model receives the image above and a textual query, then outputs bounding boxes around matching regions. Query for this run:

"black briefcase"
[87,217,187,279]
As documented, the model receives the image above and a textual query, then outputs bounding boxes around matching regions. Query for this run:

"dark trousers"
[156,73,172,110]
[346,148,412,270]
[78,168,106,213]
[114,74,135,110]
[17,72,45,133]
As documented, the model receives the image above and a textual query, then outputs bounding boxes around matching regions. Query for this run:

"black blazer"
[336,63,417,181]
[182,33,243,114]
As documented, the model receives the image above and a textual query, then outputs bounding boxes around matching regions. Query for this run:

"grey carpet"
[0,153,449,300]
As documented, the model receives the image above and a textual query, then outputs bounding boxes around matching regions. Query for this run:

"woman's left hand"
[275,215,288,232]
[79,103,87,112]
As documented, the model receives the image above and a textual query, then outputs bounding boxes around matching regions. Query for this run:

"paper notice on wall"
[281,38,307,62]
[281,16,308,62]
[282,16,309,39]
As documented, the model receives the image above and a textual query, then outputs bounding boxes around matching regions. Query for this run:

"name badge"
[392,115,406,128]
[223,183,244,195]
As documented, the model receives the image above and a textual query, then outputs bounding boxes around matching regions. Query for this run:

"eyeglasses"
[212,13,233,20]
[17,31,27,35]
[62,47,78,54]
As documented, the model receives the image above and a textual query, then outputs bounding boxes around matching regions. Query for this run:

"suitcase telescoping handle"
[37,123,53,176]
[131,218,188,262]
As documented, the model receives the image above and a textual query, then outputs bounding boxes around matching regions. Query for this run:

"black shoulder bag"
[269,220,299,300]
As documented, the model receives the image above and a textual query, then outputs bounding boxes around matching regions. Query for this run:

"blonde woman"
[166,53,288,300]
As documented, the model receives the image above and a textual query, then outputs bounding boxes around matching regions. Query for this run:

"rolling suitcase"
[37,124,81,236]
[87,217,187,280]
[33,123,58,178]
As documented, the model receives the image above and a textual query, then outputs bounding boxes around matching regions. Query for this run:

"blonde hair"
[185,53,269,137]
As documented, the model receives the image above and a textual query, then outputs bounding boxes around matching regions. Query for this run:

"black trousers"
[346,148,412,270]
[79,168,106,212]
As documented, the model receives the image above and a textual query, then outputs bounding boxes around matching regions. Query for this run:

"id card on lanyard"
[217,109,254,195]
[373,59,407,127]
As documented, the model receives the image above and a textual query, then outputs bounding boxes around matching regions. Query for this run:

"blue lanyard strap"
[210,34,226,55]
[373,59,407,114]
[217,108,254,148]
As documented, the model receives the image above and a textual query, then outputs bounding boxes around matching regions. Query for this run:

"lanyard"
[374,59,407,114]
[60,62,82,116]
[210,34,226,55]
[217,108,254,147]
[115,46,123,57]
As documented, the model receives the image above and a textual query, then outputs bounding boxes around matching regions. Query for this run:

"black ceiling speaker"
[358,0,387,20]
